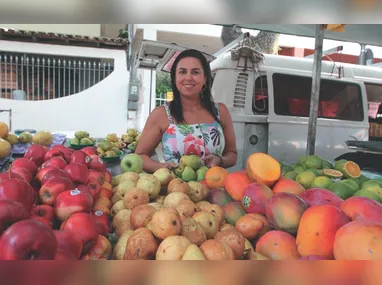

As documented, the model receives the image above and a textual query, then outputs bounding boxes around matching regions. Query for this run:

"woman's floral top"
[154,103,225,164]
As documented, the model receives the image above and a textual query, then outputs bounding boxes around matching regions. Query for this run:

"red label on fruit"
[70,189,81,196]
[94,210,104,216]
[85,156,91,163]
[99,158,104,164]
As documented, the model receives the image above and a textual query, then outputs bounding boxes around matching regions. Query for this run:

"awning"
[216,24,382,47]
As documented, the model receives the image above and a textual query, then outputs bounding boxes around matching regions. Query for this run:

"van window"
[252,75,268,114]
[273,73,364,121]
[365,83,382,102]
[365,83,382,119]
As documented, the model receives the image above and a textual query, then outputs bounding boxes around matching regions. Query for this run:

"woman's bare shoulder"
[217,102,229,113]
[150,105,167,118]
[146,105,169,128]
[217,103,232,120]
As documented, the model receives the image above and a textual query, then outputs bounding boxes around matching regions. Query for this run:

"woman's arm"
[218,103,238,168]
[135,107,172,173]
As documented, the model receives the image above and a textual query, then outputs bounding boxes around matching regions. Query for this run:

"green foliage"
[118,29,129,39]
[156,71,172,96]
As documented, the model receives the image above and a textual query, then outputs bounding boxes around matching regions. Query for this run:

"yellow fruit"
[0,121,9,139]
[32,131,53,146]
[19,132,33,143]
[5,134,19,145]
[0,138,11,158]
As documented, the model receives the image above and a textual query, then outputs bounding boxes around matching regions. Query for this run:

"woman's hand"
[204,154,222,168]
[162,162,178,170]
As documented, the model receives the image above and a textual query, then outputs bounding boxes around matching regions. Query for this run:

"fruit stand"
[1,119,382,261]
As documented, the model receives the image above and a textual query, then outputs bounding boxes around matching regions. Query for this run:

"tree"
[220,25,280,54]
[118,29,129,39]
[156,71,172,96]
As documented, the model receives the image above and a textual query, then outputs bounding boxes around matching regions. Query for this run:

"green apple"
[120,153,143,173]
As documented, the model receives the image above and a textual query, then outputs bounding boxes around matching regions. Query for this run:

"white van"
[134,39,382,171]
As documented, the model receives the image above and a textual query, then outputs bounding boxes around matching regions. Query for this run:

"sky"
[138,24,382,59]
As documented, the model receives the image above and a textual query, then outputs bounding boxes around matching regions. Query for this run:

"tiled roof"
[0,27,129,49]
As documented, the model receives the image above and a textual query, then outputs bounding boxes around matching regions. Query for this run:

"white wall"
[0,40,130,138]
[0,24,101,37]
[136,28,157,132]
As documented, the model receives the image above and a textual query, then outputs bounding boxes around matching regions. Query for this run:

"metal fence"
[156,93,167,107]
[0,51,115,100]
[156,93,173,107]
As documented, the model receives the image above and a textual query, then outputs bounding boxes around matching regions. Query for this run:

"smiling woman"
[135,49,238,174]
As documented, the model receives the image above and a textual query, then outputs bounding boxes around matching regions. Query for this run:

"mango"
[246,152,281,187]
[272,179,305,195]
[340,196,382,223]
[296,204,350,259]
[299,188,344,207]
[241,183,273,215]
[299,255,326,260]
[334,220,382,260]
[235,213,270,241]
[255,230,300,260]
[265,192,308,235]
[206,188,233,207]
[223,202,246,226]
[225,171,251,201]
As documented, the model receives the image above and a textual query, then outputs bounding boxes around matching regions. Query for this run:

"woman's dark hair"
[169,49,221,125]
